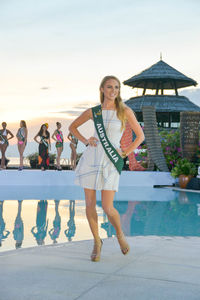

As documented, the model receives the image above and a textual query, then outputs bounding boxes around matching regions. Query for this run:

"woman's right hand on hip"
[87,137,99,147]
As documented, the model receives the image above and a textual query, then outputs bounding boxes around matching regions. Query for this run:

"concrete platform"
[1,236,200,300]
[0,170,175,201]
[0,170,174,187]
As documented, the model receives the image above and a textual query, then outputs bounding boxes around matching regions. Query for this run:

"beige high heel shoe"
[91,239,103,262]
[117,233,130,255]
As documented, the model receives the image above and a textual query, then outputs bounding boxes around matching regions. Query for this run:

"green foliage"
[27,152,38,161]
[134,129,200,172]
[27,152,56,168]
[49,153,56,163]
[159,129,183,170]
[171,158,197,178]
[135,144,148,167]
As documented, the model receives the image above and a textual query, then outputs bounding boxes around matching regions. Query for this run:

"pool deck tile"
[0,236,200,300]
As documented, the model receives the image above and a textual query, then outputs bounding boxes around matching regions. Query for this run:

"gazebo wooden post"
[142,81,147,95]
[173,80,178,96]
[155,81,160,95]
[161,81,164,95]
[168,113,171,128]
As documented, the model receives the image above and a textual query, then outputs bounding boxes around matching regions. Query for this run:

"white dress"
[74,109,124,192]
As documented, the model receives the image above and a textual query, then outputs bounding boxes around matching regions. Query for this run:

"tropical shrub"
[159,129,183,170]
[27,152,56,168]
[171,158,197,178]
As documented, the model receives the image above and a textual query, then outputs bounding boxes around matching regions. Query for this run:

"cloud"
[57,102,99,116]
[41,87,50,90]
[180,88,200,106]
[59,110,83,116]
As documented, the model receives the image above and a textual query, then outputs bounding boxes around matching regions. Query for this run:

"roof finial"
[160,52,162,60]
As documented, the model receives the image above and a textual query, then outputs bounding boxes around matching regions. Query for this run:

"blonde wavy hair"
[99,75,126,131]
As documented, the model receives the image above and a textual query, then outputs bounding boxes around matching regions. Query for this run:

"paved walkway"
[1,236,200,300]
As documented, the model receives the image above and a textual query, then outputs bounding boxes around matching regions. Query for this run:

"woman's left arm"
[25,128,28,143]
[48,136,51,150]
[120,106,145,156]
[7,130,14,141]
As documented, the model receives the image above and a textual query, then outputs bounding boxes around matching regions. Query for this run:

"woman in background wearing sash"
[16,120,28,171]
[34,124,51,171]
[69,76,144,262]
[0,122,14,170]
[52,122,64,171]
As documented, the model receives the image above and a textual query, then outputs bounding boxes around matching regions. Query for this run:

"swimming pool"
[0,188,199,252]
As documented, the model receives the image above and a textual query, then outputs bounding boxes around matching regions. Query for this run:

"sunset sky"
[0,0,200,143]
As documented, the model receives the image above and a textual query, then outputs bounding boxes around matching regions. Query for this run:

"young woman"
[51,122,64,171]
[0,122,14,170]
[69,75,145,262]
[67,132,78,170]
[34,124,51,171]
[16,120,28,171]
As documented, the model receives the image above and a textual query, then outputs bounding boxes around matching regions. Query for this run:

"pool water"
[0,190,200,252]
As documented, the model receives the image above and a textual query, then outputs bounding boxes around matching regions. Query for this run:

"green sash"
[0,133,8,145]
[92,105,124,174]
[17,128,25,142]
[41,136,49,148]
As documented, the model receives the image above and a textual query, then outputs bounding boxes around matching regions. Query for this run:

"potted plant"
[171,158,197,189]
[27,152,39,169]
[27,152,56,169]
[49,153,56,169]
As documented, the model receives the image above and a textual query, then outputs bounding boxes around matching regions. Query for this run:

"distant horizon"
[2,87,200,144]
[6,141,86,159]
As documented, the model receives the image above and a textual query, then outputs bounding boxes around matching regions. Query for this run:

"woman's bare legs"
[0,144,8,169]
[18,143,26,168]
[101,190,122,235]
[84,188,102,261]
[101,190,129,254]
[70,144,77,170]
[84,188,100,241]
[56,147,63,169]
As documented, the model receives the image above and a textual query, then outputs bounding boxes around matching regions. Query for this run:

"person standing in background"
[16,120,28,171]
[67,132,78,170]
[34,124,51,171]
[51,122,64,171]
[0,122,14,170]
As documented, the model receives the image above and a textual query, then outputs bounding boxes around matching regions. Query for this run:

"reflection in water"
[13,200,24,249]
[178,191,190,204]
[48,200,61,244]
[31,200,48,245]
[0,191,199,252]
[0,201,10,247]
[64,200,76,241]
[99,192,200,237]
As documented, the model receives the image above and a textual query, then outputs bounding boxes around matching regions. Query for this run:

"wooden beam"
[161,81,164,95]
[173,80,178,96]
[142,81,147,95]
[168,112,171,128]
[155,81,160,95]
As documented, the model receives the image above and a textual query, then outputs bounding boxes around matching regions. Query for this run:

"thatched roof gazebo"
[124,59,200,128]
